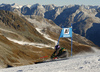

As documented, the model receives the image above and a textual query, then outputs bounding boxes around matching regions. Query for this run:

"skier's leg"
[57,51,67,58]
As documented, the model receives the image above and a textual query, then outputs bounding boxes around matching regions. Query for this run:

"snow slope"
[0,47,100,72]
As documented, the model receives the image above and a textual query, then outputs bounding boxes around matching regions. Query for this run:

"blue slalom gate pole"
[57,36,60,45]
[71,23,73,56]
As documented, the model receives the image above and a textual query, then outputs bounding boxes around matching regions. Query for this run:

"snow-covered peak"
[11,3,18,6]
[43,4,57,11]
[22,3,44,9]
[0,3,9,7]
[0,3,7,5]
[11,3,23,8]
[26,4,31,8]
[30,3,41,9]
[80,5,100,9]
[47,4,57,7]
[22,5,31,8]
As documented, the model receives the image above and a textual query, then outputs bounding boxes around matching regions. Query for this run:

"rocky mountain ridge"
[2,3,99,46]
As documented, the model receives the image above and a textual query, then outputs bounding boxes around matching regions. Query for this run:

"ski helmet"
[55,45,60,50]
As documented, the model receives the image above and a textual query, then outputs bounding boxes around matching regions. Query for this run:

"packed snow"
[11,3,23,8]
[0,47,100,72]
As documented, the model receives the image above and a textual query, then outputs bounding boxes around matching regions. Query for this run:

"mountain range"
[0,3,99,68]
[0,3,99,46]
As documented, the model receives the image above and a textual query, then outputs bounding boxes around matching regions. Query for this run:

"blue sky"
[0,0,100,6]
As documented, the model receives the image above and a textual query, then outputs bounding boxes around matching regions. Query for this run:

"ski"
[35,57,69,64]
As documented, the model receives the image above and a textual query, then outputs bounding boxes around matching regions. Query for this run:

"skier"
[51,45,68,59]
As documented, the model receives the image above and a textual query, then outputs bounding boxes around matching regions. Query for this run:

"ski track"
[0,27,57,48]
[7,37,53,48]
[0,28,17,35]
[0,47,100,72]
[35,28,57,45]
[6,28,58,49]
